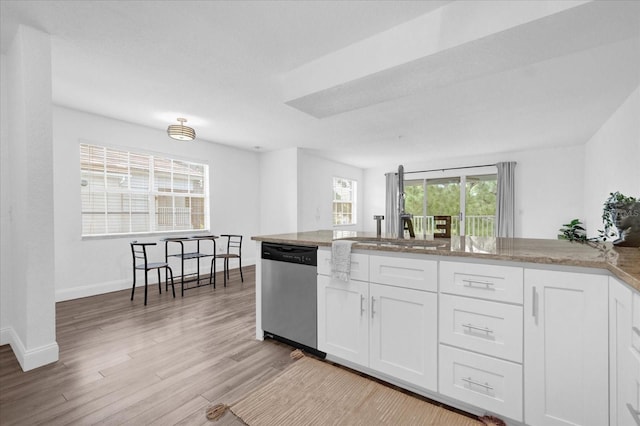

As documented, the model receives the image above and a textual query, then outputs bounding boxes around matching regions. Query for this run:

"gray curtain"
[495,162,516,237]
[385,172,398,234]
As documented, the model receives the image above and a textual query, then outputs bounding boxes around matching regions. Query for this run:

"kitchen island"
[252,230,640,426]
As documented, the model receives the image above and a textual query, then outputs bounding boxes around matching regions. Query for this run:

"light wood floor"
[0,266,298,425]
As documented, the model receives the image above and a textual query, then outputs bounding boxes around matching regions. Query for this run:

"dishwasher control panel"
[261,242,317,266]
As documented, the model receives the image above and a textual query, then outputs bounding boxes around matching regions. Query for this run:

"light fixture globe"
[167,118,196,141]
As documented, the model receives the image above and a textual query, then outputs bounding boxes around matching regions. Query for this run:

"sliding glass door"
[464,174,497,237]
[405,174,496,237]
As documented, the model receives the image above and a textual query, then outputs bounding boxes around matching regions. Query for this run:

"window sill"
[82,230,212,241]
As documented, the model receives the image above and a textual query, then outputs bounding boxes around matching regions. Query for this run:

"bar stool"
[130,241,175,305]
[217,234,243,287]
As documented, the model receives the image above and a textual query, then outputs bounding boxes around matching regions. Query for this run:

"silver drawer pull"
[627,403,640,426]
[462,323,494,334]
[360,294,365,316]
[461,377,494,391]
[633,326,640,337]
[462,279,496,289]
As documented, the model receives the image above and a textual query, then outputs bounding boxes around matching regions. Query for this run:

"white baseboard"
[55,278,130,302]
[55,260,256,302]
[0,326,59,371]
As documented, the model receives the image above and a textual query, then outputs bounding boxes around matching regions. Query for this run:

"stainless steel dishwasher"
[261,242,321,353]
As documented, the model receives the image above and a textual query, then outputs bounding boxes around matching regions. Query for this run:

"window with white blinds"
[332,177,357,225]
[80,143,209,236]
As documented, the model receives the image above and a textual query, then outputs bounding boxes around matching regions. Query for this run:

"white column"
[1,24,58,371]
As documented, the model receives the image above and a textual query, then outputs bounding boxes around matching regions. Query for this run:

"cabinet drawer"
[317,248,369,281]
[440,261,523,304]
[369,255,437,292]
[440,294,523,362]
[439,345,523,422]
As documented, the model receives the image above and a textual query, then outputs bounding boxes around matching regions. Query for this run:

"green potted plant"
[558,219,587,242]
[599,191,640,246]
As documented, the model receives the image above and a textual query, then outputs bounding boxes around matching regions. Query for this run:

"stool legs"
[144,271,148,306]
[224,259,228,287]
[168,267,175,298]
[210,258,217,289]
[131,269,137,301]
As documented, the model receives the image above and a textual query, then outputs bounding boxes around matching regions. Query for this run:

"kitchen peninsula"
[253,230,640,289]
[252,230,640,426]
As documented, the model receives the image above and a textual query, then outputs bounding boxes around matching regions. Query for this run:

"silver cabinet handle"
[633,326,640,337]
[532,286,538,324]
[462,323,494,335]
[627,403,640,426]
[461,377,494,391]
[371,297,376,319]
[360,294,365,316]
[462,279,495,289]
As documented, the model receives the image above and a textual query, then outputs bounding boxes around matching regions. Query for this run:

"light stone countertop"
[252,230,640,292]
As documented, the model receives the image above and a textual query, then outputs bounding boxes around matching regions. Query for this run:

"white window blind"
[332,177,357,225]
[80,143,209,236]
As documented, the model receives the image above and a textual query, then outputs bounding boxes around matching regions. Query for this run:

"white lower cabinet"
[439,294,523,363]
[632,292,640,426]
[317,249,628,426]
[317,251,438,392]
[524,269,609,426]
[610,277,640,426]
[317,274,369,367]
[438,260,524,422]
[439,345,523,421]
[370,283,438,391]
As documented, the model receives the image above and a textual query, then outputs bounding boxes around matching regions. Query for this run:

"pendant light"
[167,118,196,141]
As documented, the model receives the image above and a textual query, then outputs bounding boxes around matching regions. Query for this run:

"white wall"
[584,87,640,238]
[298,150,364,232]
[362,144,586,239]
[257,148,364,236]
[53,106,261,301]
[0,52,10,360]
[259,148,298,235]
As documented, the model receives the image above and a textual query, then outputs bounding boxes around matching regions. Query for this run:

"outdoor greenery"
[404,178,497,218]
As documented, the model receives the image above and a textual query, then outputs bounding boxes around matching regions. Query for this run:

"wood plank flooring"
[0,266,297,425]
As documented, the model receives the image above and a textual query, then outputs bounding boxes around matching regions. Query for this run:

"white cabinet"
[439,345,523,421]
[317,248,626,426]
[370,283,438,391]
[317,249,369,282]
[440,260,523,304]
[317,249,369,367]
[439,294,523,363]
[439,260,524,422]
[317,274,369,367]
[368,255,438,391]
[610,277,640,426]
[632,291,640,426]
[524,269,609,426]
[370,254,438,292]
[317,250,438,392]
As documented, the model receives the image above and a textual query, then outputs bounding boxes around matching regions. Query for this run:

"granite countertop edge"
[253,230,640,292]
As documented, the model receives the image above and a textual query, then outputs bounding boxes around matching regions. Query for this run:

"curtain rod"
[400,163,497,175]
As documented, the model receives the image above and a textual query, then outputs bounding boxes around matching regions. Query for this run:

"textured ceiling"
[1,0,639,169]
